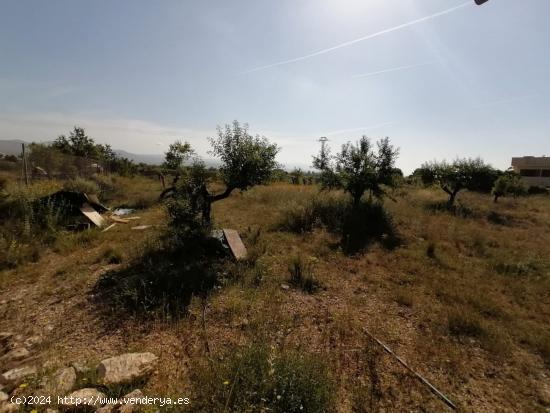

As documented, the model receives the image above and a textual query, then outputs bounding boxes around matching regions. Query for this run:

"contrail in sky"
[352,62,435,79]
[242,1,470,74]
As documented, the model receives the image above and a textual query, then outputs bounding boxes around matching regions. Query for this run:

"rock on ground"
[23,336,43,349]
[96,353,158,386]
[0,366,37,387]
[0,391,8,402]
[63,388,106,409]
[0,347,30,362]
[119,389,144,413]
[45,367,77,395]
[0,403,18,413]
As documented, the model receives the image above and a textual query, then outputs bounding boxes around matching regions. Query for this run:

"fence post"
[22,143,29,186]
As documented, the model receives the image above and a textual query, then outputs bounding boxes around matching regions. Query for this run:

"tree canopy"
[313,136,400,205]
[163,141,193,171]
[167,121,280,225]
[420,158,495,206]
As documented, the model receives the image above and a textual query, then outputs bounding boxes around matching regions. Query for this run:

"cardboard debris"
[223,229,247,261]
[80,203,105,227]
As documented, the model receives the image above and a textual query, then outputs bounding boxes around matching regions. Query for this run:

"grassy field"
[0,175,549,412]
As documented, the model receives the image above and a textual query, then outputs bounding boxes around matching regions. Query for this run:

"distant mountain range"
[0,139,27,157]
[0,139,166,165]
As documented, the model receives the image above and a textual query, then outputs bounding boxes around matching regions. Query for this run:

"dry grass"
[1,181,549,412]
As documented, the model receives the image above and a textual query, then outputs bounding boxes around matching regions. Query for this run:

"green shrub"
[0,176,7,192]
[527,186,548,195]
[448,309,485,338]
[100,246,123,264]
[189,345,334,413]
[63,177,100,194]
[493,260,539,277]
[288,255,321,293]
[279,195,398,253]
[341,201,398,253]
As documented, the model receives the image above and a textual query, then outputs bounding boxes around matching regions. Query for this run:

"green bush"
[189,345,334,413]
[288,255,321,293]
[100,246,123,264]
[448,309,485,338]
[279,194,348,233]
[279,194,398,253]
[63,177,100,194]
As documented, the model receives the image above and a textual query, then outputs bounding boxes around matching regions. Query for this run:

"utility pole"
[318,136,328,152]
[21,143,29,187]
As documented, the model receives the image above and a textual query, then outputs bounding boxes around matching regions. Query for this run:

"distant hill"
[113,149,165,165]
[0,139,27,156]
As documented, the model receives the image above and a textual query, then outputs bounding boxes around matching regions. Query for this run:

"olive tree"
[168,121,280,225]
[163,140,193,171]
[420,158,494,206]
[491,172,526,202]
[313,136,399,206]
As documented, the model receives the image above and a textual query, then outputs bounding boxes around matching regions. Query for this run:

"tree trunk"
[493,194,499,203]
[202,185,235,224]
[448,191,457,207]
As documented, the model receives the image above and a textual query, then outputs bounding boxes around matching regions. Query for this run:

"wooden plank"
[131,225,151,230]
[101,223,117,233]
[223,229,247,261]
[109,216,131,224]
[79,203,105,227]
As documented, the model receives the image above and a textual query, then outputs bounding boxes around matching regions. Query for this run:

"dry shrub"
[189,345,334,413]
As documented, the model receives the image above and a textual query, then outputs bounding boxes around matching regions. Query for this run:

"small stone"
[45,367,77,395]
[0,391,8,402]
[0,333,13,346]
[0,403,18,413]
[119,389,144,413]
[280,283,290,290]
[539,382,550,406]
[0,366,37,387]
[23,336,42,349]
[97,353,158,386]
[63,388,106,409]
[1,347,30,362]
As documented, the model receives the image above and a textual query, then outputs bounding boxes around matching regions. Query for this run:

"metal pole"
[22,143,29,187]
[363,328,457,411]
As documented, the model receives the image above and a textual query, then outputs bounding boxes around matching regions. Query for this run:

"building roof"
[511,156,550,168]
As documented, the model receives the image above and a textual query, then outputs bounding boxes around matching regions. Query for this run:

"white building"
[511,156,550,187]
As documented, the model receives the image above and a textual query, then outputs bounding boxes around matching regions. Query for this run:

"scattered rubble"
[0,343,158,412]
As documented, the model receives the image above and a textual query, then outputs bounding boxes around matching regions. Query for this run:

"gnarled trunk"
[201,185,236,224]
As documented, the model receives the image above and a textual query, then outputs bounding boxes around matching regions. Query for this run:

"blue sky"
[1,0,549,172]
